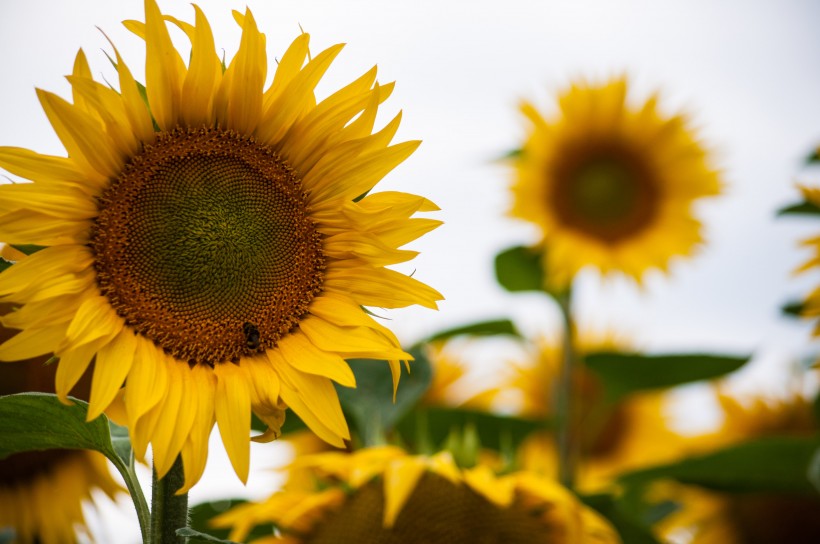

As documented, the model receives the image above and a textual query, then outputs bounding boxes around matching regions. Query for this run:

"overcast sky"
[2,1,820,541]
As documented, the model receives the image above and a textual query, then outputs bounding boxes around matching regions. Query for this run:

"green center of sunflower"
[550,142,659,243]
[301,473,565,544]
[91,127,325,366]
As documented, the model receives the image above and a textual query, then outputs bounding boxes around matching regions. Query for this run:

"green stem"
[109,450,150,543]
[555,289,578,491]
[150,456,189,544]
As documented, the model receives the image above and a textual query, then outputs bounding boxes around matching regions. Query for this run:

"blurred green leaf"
[499,148,523,160]
[9,244,45,256]
[621,436,820,494]
[777,200,820,217]
[0,258,13,273]
[336,348,432,446]
[581,493,664,544]
[494,245,545,292]
[397,406,543,453]
[809,447,820,493]
[189,499,277,543]
[584,352,750,402]
[176,527,238,543]
[807,149,820,164]
[423,318,522,344]
[782,300,806,318]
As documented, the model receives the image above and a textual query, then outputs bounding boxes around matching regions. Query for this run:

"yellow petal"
[324,266,442,310]
[55,338,107,403]
[173,5,220,126]
[214,362,252,483]
[383,457,427,527]
[125,337,168,448]
[223,8,265,134]
[299,315,409,360]
[36,89,123,180]
[0,146,87,185]
[277,332,355,387]
[87,329,137,421]
[0,322,68,361]
[60,295,123,352]
[143,0,184,130]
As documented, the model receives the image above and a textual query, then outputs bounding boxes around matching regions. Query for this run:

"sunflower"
[794,184,820,335]
[655,388,820,543]
[510,77,721,288]
[212,446,621,544]
[496,335,684,490]
[0,323,121,544]
[0,0,441,492]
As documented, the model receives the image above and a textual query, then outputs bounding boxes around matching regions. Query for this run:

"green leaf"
[782,300,806,318]
[498,148,523,160]
[494,245,545,292]
[176,527,238,544]
[0,258,13,273]
[0,393,149,539]
[397,406,543,453]
[777,200,820,217]
[0,393,117,458]
[584,352,750,402]
[335,348,432,446]
[808,447,820,493]
[423,318,522,344]
[621,436,820,494]
[581,494,664,544]
[9,244,45,256]
[807,148,820,164]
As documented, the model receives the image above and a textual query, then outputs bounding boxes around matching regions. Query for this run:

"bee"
[243,322,261,350]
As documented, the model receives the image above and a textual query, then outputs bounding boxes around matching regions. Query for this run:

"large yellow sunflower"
[0,325,121,544]
[0,0,441,492]
[212,446,621,544]
[655,388,820,543]
[510,77,721,288]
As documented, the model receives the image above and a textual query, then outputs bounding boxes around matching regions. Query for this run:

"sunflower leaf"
[8,244,45,256]
[584,352,750,402]
[422,318,522,344]
[620,436,820,493]
[777,200,820,216]
[494,245,546,292]
[396,406,544,454]
[336,348,432,446]
[782,300,806,317]
[581,493,664,544]
[176,528,238,544]
[0,393,149,537]
[807,148,820,164]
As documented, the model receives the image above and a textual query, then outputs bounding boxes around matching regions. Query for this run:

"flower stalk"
[150,456,189,544]
[554,288,578,490]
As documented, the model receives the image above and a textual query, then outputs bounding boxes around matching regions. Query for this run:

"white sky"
[2,1,820,542]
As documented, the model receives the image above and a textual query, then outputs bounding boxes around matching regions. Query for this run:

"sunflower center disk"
[304,473,559,544]
[551,144,659,243]
[92,128,325,366]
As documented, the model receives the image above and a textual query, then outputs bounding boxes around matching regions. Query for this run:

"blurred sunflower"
[212,446,621,544]
[496,335,684,490]
[794,184,820,336]
[0,0,441,492]
[655,388,820,543]
[510,77,721,288]
[0,322,120,544]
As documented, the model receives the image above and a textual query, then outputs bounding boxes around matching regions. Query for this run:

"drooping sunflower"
[0,0,441,492]
[510,77,721,288]
[654,388,820,544]
[0,323,121,544]
[494,335,684,491]
[212,446,622,544]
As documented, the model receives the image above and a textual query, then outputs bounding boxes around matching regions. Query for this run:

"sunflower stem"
[150,456,189,544]
[555,288,578,491]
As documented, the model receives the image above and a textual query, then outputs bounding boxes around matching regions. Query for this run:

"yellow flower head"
[213,446,622,544]
[657,388,820,544]
[500,334,684,490]
[0,324,120,544]
[510,77,721,288]
[0,0,441,492]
